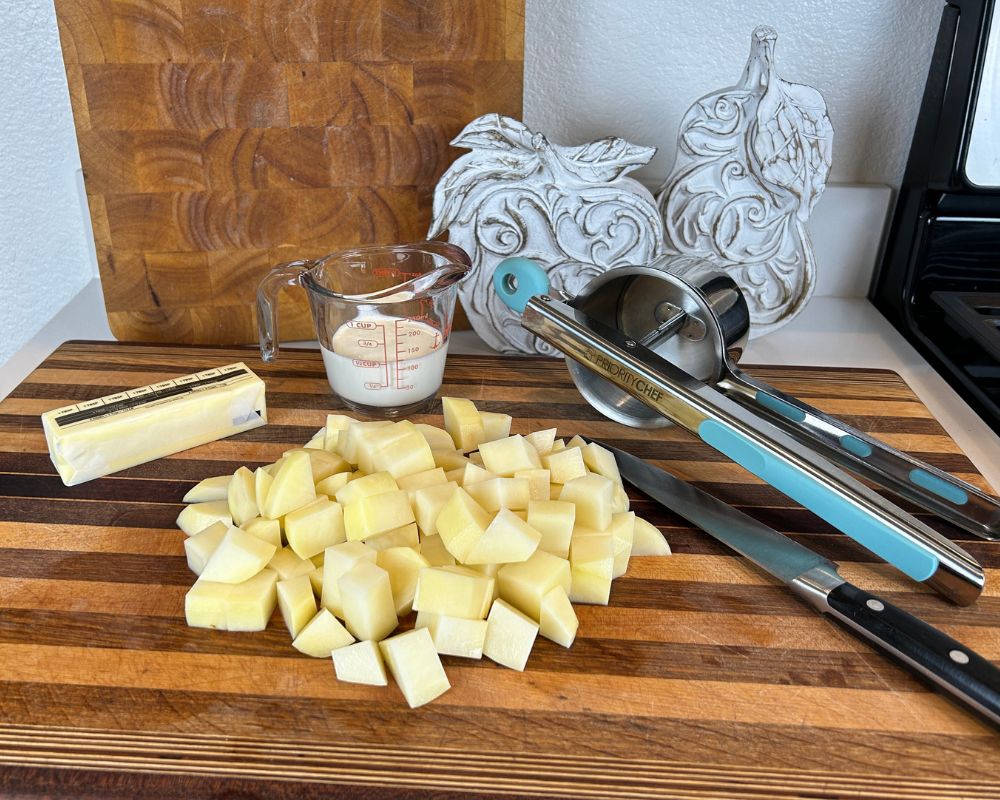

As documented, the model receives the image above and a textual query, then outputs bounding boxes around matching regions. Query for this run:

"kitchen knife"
[588,437,1000,729]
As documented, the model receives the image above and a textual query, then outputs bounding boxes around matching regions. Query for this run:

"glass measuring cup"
[257,242,471,417]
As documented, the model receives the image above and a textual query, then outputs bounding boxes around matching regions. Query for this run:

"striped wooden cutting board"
[1,341,998,799]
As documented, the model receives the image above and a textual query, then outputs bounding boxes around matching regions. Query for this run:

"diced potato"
[569,568,612,605]
[254,467,274,511]
[184,521,229,575]
[397,467,448,499]
[543,447,587,484]
[226,569,279,631]
[524,428,557,456]
[263,457,285,477]
[416,612,487,659]
[200,527,277,584]
[283,448,350,483]
[415,423,455,452]
[442,396,485,451]
[435,488,492,562]
[468,451,484,466]
[379,628,450,708]
[344,489,415,541]
[582,442,622,484]
[432,449,471,471]
[569,533,614,605]
[261,451,316,519]
[560,473,614,531]
[325,414,354,452]
[527,500,576,559]
[284,497,346,558]
[354,421,419,473]
[292,608,355,657]
[365,522,420,551]
[609,511,635,578]
[304,429,326,450]
[566,435,587,450]
[339,561,398,641]
[413,566,494,619]
[268,546,315,580]
[539,585,578,647]
[419,534,456,566]
[182,475,231,503]
[466,562,501,604]
[514,469,550,501]
[550,439,566,452]
[315,471,350,497]
[184,578,230,629]
[611,483,630,513]
[277,574,317,638]
[463,508,541,565]
[335,420,393,464]
[176,500,232,537]
[372,430,436,479]
[631,516,671,556]
[376,546,430,615]
[479,435,542,477]
[480,411,512,443]
[335,471,398,506]
[444,462,496,487]
[320,541,377,617]
[465,477,531,512]
[497,550,572,620]
[242,516,282,548]
[308,566,323,596]
[333,639,388,686]
[483,599,538,671]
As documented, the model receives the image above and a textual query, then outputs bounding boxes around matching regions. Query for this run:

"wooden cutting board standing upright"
[55,0,524,344]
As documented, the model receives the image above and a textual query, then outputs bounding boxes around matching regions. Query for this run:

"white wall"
[0,0,945,372]
[0,0,96,369]
[524,0,942,186]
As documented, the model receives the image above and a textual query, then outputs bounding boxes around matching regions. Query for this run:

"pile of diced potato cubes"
[178,397,671,707]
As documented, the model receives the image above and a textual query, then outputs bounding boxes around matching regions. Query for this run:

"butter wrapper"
[42,362,267,486]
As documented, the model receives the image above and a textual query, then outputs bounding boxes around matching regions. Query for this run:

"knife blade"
[588,437,1000,730]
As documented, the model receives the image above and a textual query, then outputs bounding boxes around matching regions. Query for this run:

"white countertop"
[3,277,998,492]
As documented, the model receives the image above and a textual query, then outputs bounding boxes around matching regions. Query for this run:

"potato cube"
[524,428,557,456]
[413,567,494,619]
[344,490,415,541]
[497,550,572,620]
[582,442,622,483]
[480,411,512,443]
[304,429,326,450]
[292,609,355,657]
[184,521,229,576]
[479,435,542,476]
[354,421,419,473]
[611,483,630,513]
[465,477,531,512]
[372,430,436,479]
[200,527,277,584]
[315,471,350,497]
[242,516,282,548]
[379,628,450,708]
[283,448,350,483]
[435,488,492,562]
[569,533,614,605]
[338,561,398,641]
[631,516,671,555]
[514,469,550,501]
[419,534,456,566]
[226,569,279,631]
[566,435,587,450]
[255,467,273,511]
[416,612,487,659]
[325,414,354,452]
[261,450,316,519]
[335,471,398,506]
[184,579,230,629]
[527,500,576,559]
[442,396,485,451]
[268,546,314,580]
[539,585,578,647]
[444,462,496,487]
[333,639,388,686]
[463,508,541,565]
[308,566,323,596]
[182,475,230,503]
[609,511,635,578]
[560,473,614,531]
[321,541,377,617]
[377,546,430,615]
[284,497,346,558]
[467,562,501,604]
[415,423,455,452]
[550,439,566,452]
[483,599,538,671]
[569,568,612,605]
[335,420,393,464]
[432,449,471,471]
[263,457,285,477]
[543,448,587,484]
[397,467,448,498]
[365,522,420,551]
[176,500,232,537]
[277,574,317,638]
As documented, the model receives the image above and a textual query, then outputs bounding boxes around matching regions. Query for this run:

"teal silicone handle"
[492,257,551,313]
[698,418,939,581]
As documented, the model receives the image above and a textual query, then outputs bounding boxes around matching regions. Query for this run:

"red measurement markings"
[352,359,378,368]
[347,319,378,330]
[393,319,402,389]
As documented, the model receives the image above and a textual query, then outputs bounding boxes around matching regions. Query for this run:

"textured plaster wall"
[0,1,96,368]
[524,0,943,186]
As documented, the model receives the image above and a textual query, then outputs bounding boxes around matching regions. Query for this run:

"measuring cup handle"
[256,261,309,362]
[493,257,551,313]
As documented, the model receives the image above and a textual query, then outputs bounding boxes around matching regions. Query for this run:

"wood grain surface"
[55,0,524,345]
[1,341,999,799]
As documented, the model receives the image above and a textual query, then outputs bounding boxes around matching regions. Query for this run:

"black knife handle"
[826,582,1000,728]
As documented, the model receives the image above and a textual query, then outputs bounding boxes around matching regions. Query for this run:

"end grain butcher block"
[0,341,998,799]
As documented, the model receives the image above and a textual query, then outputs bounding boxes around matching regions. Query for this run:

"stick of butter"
[42,362,267,486]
